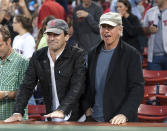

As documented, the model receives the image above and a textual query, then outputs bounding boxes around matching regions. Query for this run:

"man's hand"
[0,91,5,99]
[44,110,65,119]
[18,0,27,8]
[149,25,158,34]
[76,10,88,18]
[109,114,127,125]
[4,113,22,122]
[0,0,10,9]
[0,91,17,100]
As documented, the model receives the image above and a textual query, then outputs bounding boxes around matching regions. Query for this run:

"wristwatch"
[4,91,8,100]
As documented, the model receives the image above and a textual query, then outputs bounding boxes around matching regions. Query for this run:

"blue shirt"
[92,47,115,122]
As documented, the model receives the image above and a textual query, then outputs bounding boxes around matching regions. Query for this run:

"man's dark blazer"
[83,39,144,122]
[14,45,86,121]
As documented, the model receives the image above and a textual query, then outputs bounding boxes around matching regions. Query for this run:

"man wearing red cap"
[38,0,66,29]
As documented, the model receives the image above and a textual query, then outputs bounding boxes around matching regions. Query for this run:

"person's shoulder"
[91,1,101,8]
[24,33,35,44]
[130,13,138,19]
[13,35,20,41]
[146,6,158,14]
[24,33,34,39]
[35,47,48,54]
[70,45,85,54]
[73,4,82,11]
[88,40,103,56]
[121,40,140,56]
[91,1,103,10]
[31,47,48,59]
[13,51,29,63]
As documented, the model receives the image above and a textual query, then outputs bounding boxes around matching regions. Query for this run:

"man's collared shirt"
[0,51,29,120]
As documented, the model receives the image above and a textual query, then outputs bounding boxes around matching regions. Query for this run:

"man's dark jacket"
[82,40,144,122]
[14,45,86,120]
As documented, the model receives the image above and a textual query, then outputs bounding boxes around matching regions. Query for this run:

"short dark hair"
[14,14,33,34]
[0,24,11,42]
[118,0,131,14]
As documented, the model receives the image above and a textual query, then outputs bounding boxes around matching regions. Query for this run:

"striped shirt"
[0,51,29,120]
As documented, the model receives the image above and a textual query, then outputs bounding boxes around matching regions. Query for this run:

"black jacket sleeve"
[14,53,38,115]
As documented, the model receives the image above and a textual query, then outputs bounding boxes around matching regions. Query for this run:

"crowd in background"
[0,0,155,53]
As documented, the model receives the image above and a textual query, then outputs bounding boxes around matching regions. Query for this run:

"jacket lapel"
[89,42,104,95]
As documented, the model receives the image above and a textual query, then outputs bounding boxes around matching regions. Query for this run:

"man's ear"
[119,26,123,36]
[119,26,123,32]
[65,34,70,42]
[6,38,11,46]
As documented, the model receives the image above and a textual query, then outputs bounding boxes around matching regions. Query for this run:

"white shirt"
[12,33,35,59]
[143,6,167,62]
[47,49,71,122]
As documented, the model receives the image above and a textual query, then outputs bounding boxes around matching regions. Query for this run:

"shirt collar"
[47,48,63,63]
[0,50,15,62]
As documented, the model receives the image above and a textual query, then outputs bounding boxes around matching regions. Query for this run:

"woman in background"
[35,15,55,50]
[117,0,143,53]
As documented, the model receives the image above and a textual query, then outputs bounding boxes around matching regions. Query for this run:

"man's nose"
[49,35,55,40]
[104,27,110,32]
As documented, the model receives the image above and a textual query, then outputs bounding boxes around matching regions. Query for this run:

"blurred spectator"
[110,0,142,20]
[25,0,40,15]
[12,14,35,59]
[102,0,111,13]
[143,0,167,70]
[137,1,145,18]
[67,16,74,46]
[36,15,55,50]
[56,0,69,14]
[38,0,66,29]
[32,11,38,41]
[73,0,103,52]
[142,0,154,20]
[72,0,81,7]
[0,0,18,44]
[117,0,143,53]
[11,0,32,19]
[68,1,74,17]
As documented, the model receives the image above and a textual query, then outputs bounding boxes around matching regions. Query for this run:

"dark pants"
[85,116,97,122]
[147,54,167,70]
